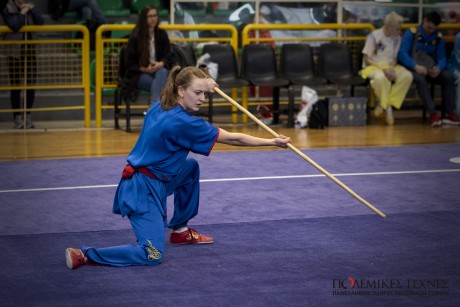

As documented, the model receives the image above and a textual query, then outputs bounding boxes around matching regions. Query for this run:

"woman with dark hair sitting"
[122,5,172,106]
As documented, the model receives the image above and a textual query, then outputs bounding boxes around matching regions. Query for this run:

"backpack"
[309,99,329,129]
[170,43,196,67]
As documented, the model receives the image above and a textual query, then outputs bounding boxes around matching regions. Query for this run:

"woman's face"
[178,78,208,112]
[146,9,158,28]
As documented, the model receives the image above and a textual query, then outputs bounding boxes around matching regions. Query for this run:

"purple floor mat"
[1,212,458,306]
[0,144,459,305]
[0,144,459,235]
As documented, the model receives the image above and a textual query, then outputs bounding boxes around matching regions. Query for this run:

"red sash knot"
[121,164,157,180]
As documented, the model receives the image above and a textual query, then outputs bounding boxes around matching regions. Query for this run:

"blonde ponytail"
[159,65,209,110]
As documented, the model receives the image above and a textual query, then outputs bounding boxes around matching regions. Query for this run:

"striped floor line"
[1,168,459,194]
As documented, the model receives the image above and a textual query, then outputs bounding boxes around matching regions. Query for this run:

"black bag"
[414,51,436,70]
[170,44,196,67]
[411,27,438,70]
[309,99,328,129]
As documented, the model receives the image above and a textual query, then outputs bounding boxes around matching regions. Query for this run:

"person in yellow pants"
[361,12,413,125]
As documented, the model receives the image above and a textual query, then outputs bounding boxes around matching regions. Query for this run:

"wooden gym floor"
[1,109,459,162]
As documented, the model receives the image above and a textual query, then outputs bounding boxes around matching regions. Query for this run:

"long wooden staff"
[214,87,386,219]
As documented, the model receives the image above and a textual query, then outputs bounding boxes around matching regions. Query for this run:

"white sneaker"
[385,115,394,125]
[385,107,394,125]
[374,106,383,117]
[14,115,24,129]
[25,114,35,129]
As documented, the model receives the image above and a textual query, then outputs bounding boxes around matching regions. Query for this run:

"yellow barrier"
[239,23,376,123]
[94,24,239,127]
[402,23,460,34]
[241,23,376,46]
[0,25,92,127]
[4,23,454,128]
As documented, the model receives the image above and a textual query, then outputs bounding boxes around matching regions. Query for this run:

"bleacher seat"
[241,44,295,127]
[202,44,249,123]
[97,0,130,17]
[131,0,169,17]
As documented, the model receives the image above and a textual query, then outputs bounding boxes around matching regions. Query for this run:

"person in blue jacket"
[448,33,460,117]
[397,11,458,127]
[65,66,291,269]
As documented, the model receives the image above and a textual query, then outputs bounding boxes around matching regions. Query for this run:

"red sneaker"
[430,113,442,127]
[66,248,87,269]
[442,113,460,125]
[170,228,214,245]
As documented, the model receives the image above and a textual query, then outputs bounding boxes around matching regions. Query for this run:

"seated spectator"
[122,5,172,106]
[1,0,44,129]
[361,12,412,125]
[447,32,460,117]
[397,11,459,127]
[49,0,107,25]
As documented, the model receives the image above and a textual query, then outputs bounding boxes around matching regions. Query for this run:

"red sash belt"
[122,164,157,180]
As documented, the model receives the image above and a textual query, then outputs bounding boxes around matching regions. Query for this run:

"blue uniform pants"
[83,158,201,267]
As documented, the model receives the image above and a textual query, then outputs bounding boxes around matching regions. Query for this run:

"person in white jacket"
[361,12,413,125]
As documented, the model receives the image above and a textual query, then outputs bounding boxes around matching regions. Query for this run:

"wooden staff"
[214,87,386,219]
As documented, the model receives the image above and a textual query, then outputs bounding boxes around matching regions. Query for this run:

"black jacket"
[48,0,69,20]
[122,27,173,101]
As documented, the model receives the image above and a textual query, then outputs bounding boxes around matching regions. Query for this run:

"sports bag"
[308,99,328,129]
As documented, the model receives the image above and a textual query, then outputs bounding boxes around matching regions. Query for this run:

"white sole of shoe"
[65,248,74,269]
[442,119,460,125]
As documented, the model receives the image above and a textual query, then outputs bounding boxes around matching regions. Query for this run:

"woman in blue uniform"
[66,66,291,269]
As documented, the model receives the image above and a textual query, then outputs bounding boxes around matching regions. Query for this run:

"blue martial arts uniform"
[82,101,219,267]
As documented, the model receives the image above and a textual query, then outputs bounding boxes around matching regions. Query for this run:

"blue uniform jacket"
[113,101,219,217]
